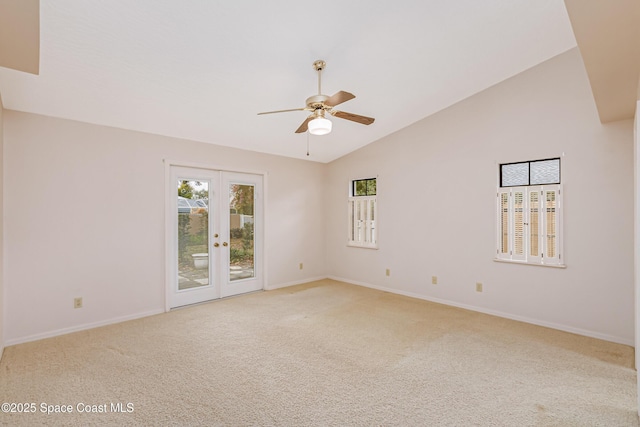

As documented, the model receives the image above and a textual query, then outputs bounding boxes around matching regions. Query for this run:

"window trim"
[495,184,564,268]
[348,177,378,249]
[496,156,564,268]
[493,258,566,268]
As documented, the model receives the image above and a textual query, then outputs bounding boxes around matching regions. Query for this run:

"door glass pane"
[177,180,209,290]
[229,183,255,281]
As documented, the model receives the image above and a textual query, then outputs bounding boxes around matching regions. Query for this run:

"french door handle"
[223,242,229,247]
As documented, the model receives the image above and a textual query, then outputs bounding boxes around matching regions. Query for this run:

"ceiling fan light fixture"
[308,117,332,135]
[257,60,374,135]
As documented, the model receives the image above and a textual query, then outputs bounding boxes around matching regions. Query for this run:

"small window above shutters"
[531,159,560,185]
[500,158,560,187]
[501,163,529,187]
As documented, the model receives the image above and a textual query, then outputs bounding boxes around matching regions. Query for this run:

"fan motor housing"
[306,94,329,109]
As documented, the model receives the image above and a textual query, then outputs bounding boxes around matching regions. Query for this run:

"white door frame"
[168,166,221,307]
[219,171,264,297]
[164,159,268,311]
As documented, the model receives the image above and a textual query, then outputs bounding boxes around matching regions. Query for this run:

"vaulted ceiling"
[564,0,640,123]
[0,1,579,162]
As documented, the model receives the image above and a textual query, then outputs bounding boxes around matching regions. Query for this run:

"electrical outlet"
[74,297,83,309]
[432,276,438,285]
[385,269,390,277]
[299,263,303,270]
[476,282,483,293]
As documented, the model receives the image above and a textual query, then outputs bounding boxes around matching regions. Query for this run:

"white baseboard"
[5,277,327,346]
[266,276,329,291]
[6,278,632,348]
[4,309,165,347]
[328,276,634,347]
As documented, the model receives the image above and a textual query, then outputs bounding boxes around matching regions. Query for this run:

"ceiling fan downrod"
[313,60,326,96]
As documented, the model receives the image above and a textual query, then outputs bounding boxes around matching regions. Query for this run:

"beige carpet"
[0,279,637,426]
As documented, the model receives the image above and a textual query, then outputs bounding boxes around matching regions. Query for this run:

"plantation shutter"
[356,199,364,243]
[369,198,377,244]
[542,185,561,265]
[362,199,371,244]
[497,189,511,260]
[528,188,542,264]
[512,188,526,261]
[348,199,355,242]
[348,196,377,248]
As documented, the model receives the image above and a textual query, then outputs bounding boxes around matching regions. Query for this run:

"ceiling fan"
[258,60,375,135]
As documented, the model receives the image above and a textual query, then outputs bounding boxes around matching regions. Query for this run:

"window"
[500,158,560,187]
[348,178,377,248]
[496,158,563,266]
[353,178,377,196]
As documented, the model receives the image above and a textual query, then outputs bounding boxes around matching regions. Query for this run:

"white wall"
[634,98,639,408]
[326,48,635,345]
[0,93,4,359]
[3,111,326,344]
[3,48,635,348]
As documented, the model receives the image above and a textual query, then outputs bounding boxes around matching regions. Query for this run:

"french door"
[167,166,263,308]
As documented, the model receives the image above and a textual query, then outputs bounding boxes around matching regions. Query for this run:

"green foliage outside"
[355,178,377,196]
[178,181,194,199]
[229,222,254,265]
[178,181,254,270]
[178,213,192,265]
[242,223,254,251]
[193,188,208,200]
[178,209,208,269]
[231,184,254,215]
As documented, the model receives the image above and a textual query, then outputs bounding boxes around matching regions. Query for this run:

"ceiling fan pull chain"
[306,131,310,156]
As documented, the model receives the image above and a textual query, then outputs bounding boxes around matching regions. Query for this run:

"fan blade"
[324,91,355,107]
[295,115,314,133]
[331,110,375,125]
[258,108,306,115]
